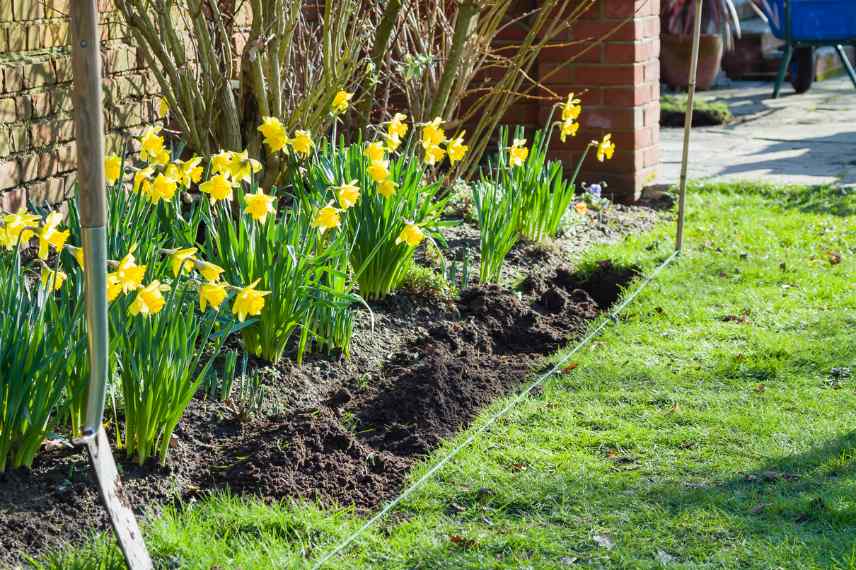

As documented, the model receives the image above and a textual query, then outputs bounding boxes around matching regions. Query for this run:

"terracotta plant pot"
[660,33,724,90]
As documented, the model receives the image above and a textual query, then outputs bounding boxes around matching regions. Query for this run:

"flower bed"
[0,96,659,564]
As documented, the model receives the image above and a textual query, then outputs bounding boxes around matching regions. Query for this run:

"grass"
[660,94,732,127]
[39,183,856,569]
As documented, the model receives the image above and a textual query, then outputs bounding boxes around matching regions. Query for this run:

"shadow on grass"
[689,181,856,217]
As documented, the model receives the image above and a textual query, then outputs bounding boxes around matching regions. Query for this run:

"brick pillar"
[540,0,660,202]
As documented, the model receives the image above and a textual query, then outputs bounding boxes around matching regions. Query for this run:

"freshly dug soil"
[0,206,656,566]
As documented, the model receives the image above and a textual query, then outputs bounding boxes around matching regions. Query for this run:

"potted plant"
[661,0,742,90]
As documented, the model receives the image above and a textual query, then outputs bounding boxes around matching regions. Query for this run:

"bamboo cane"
[675,0,704,252]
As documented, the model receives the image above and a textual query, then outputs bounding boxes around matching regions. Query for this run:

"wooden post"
[69,1,153,568]
[675,0,703,252]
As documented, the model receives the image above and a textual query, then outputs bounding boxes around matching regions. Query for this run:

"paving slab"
[658,76,856,188]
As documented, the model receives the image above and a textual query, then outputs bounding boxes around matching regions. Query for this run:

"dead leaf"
[562,362,579,374]
[754,383,765,393]
[449,535,477,547]
[826,251,842,265]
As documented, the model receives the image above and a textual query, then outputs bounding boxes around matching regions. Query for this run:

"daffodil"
[108,248,147,299]
[195,260,225,283]
[229,150,263,183]
[175,156,204,187]
[170,247,198,277]
[313,204,341,234]
[67,244,85,269]
[367,160,390,183]
[104,154,122,185]
[291,130,313,158]
[199,282,228,311]
[447,132,468,165]
[596,134,615,162]
[199,174,235,204]
[385,134,401,153]
[331,90,353,114]
[561,92,582,121]
[396,222,424,247]
[560,119,579,142]
[2,210,40,247]
[232,279,270,322]
[336,181,360,210]
[258,116,289,153]
[147,173,178,203]
[388,113,409,139]
[211,151,234,176]
[133,166,155,193]
[364,141,386,162]
[509,138,529,168]
[140,127,169,165]
[421,117,446,148]
[244,188,276,223]
[377,178,397,198]
[129,281,170,317]
[37,212,70,260]
[158,96,170,118]
[40,266,67,291]
[423,144,446,166]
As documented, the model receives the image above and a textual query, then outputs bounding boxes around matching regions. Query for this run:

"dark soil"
[0,206,655,567]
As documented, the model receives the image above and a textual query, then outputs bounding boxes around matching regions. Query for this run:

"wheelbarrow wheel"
[790,46,815,94]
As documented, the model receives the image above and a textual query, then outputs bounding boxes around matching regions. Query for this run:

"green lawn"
[42,183,856,569]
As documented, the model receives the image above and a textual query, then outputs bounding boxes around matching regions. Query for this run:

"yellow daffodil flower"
[148,173,178,203]
[596,133,616,162]
[385,133,401,153]
[37,212,70,261]
[133,166,155,193]
[0,226,9,249]
[377,178,397,198]
[158,97,170,118]
[423,143,446,166]
[40,266,67,291]
[67,244,85,269]
[421,117,446,148]
[291,130,314,158]
[258,116,289,153]
[104,154,122,185]
[2,210,40,247]
[331,90,353,114]
[336,181,360,210]
[170,247,198,277]
[200,174,235,204]
[447,132,468,165]
[140,127,168,165]
[396,222,425,247]
[561,92,582,121]
[367,160,390,183]
[129,280,170,317]
[228,150,263,183]
[211,151,234,176]
[195,260,225,283]
[388,113,409,139]
[175,156,204,187]
[108,248,146,299]
[313,204,341,234]
[509,138,529,168]
[232,279,270,322]
[364,141,386,162]
[560,119,579,142]
[244,188,277,223]
[199,282,228,311]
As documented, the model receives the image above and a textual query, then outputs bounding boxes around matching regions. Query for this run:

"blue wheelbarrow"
[752,0,856,97]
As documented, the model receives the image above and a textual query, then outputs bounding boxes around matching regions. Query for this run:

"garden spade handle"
[70,2,153,568]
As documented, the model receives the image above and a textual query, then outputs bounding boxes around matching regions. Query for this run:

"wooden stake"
[675,0,704,252]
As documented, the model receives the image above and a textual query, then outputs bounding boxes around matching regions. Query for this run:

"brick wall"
[0,0,163,211]
[539,0,661,201]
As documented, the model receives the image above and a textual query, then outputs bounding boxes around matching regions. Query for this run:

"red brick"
[0,188,26,211]
[573,63,645,86]
[0,160,20,191]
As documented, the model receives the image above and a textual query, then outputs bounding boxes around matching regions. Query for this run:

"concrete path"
[658,76,856,188]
